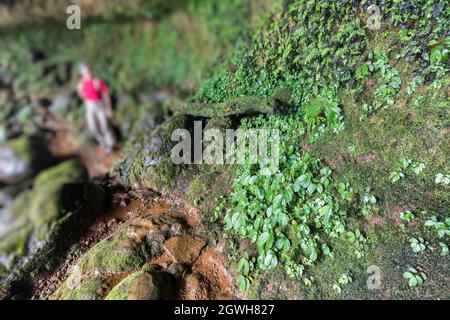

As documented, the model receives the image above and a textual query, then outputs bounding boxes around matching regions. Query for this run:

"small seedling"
[403,267,426,287]
[400,211,415,222]
[409,237,427,253]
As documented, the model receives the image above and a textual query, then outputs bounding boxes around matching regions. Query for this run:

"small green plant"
[361,50,402,116]
[424,216,450,239]
[211,197,227,222]
[346,229,367,259]
[390,158,426,182]
[333,273,353,294]
[439,242,449,257]
[389,171,405,183]
[304,89,342,129]
[237,257,254,291]
[403,267,426,287]
[411,162,426,175]
[409,237,427,253]
[435,173,450,186]
[399,157,413,169]
[338,182,353,203]
[406,76,424,95]
[355,62,372,79]
[400,211,415,222]
[361,188,377,216]
[429,43,449,65]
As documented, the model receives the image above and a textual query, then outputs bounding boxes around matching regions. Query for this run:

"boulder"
[0,137,53,184]
[0,160,105,275]
[119,114,188,191]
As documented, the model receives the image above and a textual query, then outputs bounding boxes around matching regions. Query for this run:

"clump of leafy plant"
[360,188,377,216]
[424,216,450,239]
[211,196,227,222]
[222,111,362,288]
[403,267,427,287]
[435,173,450,186]
[361,50,402,119]
[400,210,415,222]
[333,273,353,294]
[389,158,427,183]
[389,171,405,183]
[346,229,367,259]
[409,237,428,253]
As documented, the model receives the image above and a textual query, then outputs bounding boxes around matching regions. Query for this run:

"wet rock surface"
[0,137,53,184]
[46,197,238,300]
[105,270,163,300]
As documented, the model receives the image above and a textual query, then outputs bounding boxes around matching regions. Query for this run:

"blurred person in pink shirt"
[77,62,116,152]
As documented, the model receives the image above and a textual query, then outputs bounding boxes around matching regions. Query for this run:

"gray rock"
[50,93,72,113]
[0,137,53,184]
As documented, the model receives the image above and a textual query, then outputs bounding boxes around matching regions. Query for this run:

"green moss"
[143,156,182,190]
[33,160,88,188]
[312,77,450,217]
[105,271,160,300]
[51,277,106,300]
[127,154,146,187]
[28,161,90,234]
[364,223,450,299]
[204,117,233,131]
[75,227,158,275]
[0,225,32,271]
[124,115,188,190]
[298,238,368,299]
[186,174,209,206]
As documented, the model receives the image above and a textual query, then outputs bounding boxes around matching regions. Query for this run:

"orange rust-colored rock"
[181,245,238,300]
[158,235,206,265]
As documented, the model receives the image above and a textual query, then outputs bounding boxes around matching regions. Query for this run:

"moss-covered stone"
[0,160,105,276]
[50,277,107,300]
[29,160,88,233]
[51,215,167,300]
[76,235,149,275]
[120,114,188,191]
[75,222,160,276]
[105,270,160,300]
